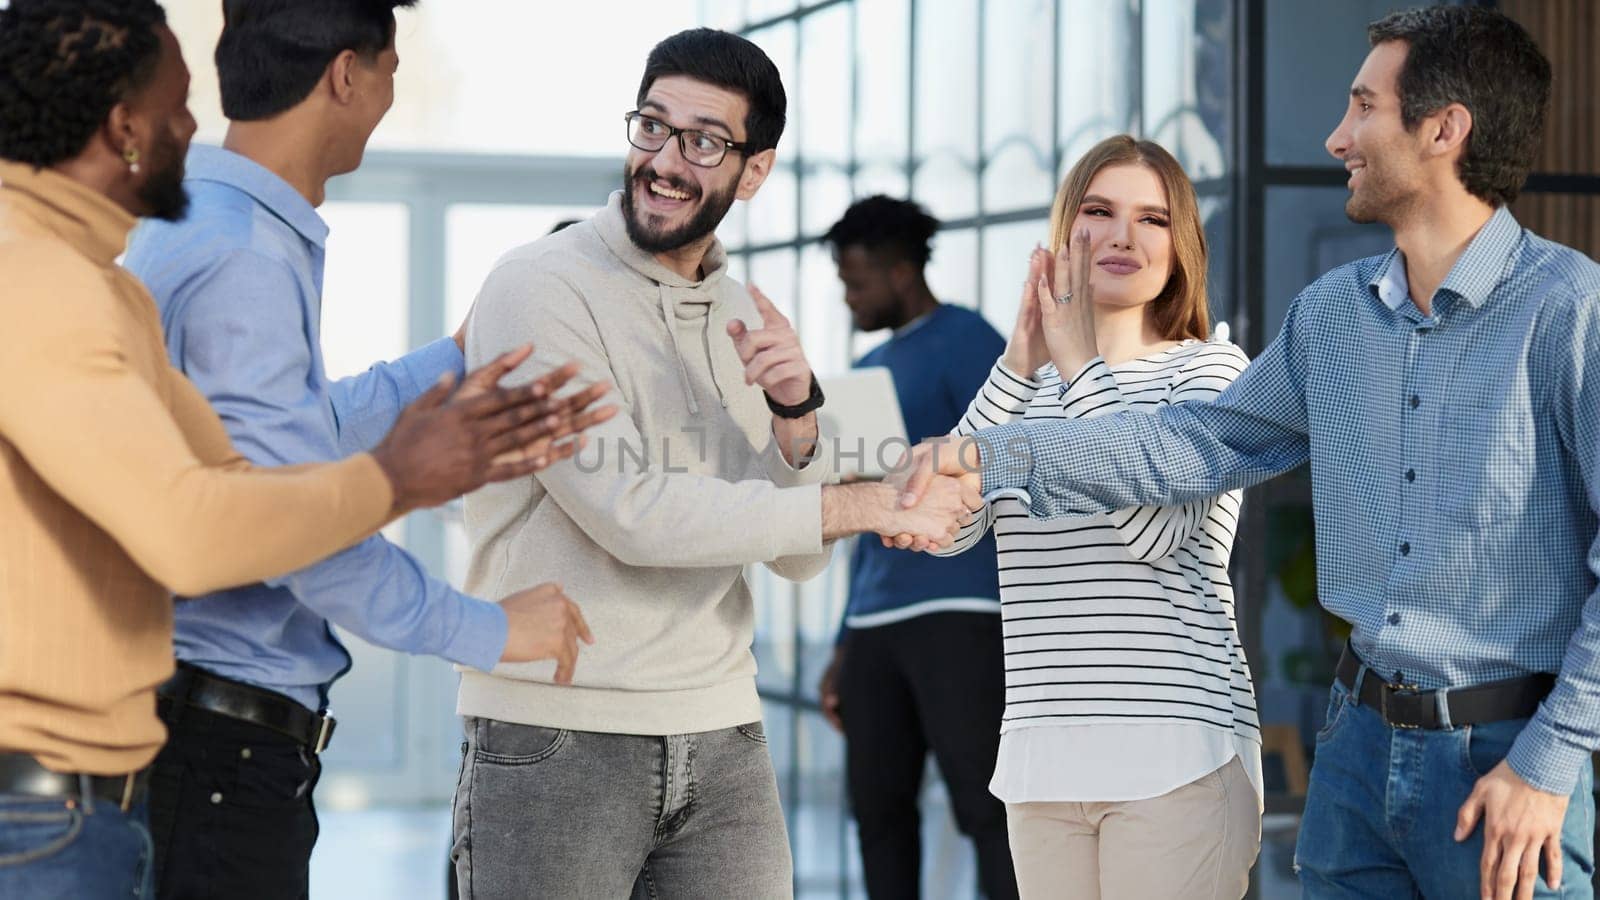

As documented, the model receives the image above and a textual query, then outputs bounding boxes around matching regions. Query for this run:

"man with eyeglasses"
[450,27,981,898]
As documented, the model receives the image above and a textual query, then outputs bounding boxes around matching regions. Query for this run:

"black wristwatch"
[765,374,826,418]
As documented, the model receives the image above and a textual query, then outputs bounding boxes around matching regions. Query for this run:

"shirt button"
[1408,395,1420,409]
[210,792,223,805]
[1400,541,1411,556]
[1405,469,1416,483]
[1388,612,1401,625]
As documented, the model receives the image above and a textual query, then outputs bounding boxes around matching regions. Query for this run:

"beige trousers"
[1004,756,1261,900]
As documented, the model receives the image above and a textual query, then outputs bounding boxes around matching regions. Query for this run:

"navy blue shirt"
[845,304,1005,631]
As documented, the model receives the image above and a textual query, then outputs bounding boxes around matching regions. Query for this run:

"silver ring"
[1053,291,1072,304]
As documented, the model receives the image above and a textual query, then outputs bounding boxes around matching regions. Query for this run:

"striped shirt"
[936,340,1261,800]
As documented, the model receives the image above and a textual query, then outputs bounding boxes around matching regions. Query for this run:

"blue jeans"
[1295,680,1595,898]
[0,788,153,899]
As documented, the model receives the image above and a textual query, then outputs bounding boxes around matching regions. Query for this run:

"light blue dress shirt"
[124,145,507,712]
[979,207,1600,795]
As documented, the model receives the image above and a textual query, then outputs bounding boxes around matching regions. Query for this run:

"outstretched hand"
[884,435,985,512]
[879,469,985,551]
[371,346,618,514]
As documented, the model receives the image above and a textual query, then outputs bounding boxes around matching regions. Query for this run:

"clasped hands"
[874,436,987,552]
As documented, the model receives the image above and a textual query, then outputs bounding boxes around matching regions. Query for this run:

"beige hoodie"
[457,192,835,734]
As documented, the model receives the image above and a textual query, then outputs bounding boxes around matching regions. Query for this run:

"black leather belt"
[158,663,336,754]
[1336,643,1554,730]
[0,752,148,811]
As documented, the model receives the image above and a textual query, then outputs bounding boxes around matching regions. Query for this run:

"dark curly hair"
[0,0,168,167]
[821,195,942,269]
[1368,6,1551,207]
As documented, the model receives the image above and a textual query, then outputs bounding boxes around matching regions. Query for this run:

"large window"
[166,4,700,154]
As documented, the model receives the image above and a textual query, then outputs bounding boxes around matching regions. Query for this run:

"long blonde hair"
[1048,135,1210,341]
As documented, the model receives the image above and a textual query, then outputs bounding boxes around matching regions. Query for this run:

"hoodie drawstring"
[660,284,701,415]
[700,314,730,410]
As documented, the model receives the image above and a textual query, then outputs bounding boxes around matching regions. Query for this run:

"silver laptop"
[817,367,909,481]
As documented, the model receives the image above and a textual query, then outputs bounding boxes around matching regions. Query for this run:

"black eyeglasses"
[624,111,751,168]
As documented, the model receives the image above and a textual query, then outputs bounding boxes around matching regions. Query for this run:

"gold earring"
[124,147,141,175]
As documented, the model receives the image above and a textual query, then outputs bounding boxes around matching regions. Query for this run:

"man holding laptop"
[818,196,1018,899]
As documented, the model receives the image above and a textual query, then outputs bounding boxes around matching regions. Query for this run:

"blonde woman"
[930,135,1261,898]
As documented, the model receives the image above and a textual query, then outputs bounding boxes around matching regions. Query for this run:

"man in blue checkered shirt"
[893,7,1597,899]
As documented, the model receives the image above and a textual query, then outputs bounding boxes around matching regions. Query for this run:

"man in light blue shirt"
[130,143,509,713]
[121,2,607,897]
[895,8,1596,899]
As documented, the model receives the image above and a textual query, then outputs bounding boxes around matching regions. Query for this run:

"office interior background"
[158,1,1600,897]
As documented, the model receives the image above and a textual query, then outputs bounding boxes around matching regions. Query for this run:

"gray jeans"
[451,717,793,899]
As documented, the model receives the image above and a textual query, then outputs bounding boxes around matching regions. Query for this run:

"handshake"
[821,437,986,552]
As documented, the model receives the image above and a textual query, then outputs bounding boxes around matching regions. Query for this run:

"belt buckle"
[313,715,336,755]
[1383,682,1423,729]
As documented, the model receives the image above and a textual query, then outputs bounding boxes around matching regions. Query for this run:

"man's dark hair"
[636,28,786,153]
[822,195,941,269]
[1368,5,1551,206]
[216,0,417,121]
[0,0,168,167]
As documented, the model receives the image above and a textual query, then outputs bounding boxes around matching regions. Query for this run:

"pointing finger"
[747,283,789,328]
